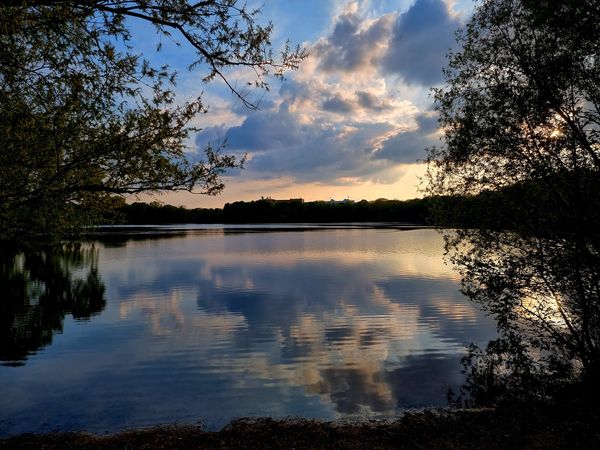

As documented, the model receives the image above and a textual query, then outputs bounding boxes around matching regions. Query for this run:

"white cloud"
[189,0,463,203]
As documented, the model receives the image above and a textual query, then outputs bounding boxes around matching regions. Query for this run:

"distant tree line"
[112,197,442,225]
[222,198,437,224]
[116,200,224,224]
[114,182,586,226]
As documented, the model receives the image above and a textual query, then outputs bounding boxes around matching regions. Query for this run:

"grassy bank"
[2,402,598,449]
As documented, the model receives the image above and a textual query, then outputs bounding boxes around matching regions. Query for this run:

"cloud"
[356,91,393,112]
[195,124,228,150]
[322,95,356,114]
[314,7,395,74]
[310,0,461,86]
[193,70,421,183]
[191,1,459,191]
[381,0,461,85]
[225,102,306,151]
[374,112,440,163]
[320,91,395,115]
[194,91,423,184]
[222,103,397,183]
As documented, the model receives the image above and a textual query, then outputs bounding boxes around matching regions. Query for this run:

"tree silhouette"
[0,1,306,242]
[428,0,600,402]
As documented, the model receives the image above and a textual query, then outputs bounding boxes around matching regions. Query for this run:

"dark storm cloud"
[382,0,460,85]
[374,113,439,163]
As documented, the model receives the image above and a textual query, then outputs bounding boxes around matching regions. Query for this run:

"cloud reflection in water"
[0,228,497,434]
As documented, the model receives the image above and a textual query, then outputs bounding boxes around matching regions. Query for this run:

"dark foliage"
[428,0,600,405]
[222,198,434,224]
[0,244,106,366]
[0,1,305,243]
[112,197,439,225]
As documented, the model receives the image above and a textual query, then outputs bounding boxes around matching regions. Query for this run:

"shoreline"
[2,404,598,449]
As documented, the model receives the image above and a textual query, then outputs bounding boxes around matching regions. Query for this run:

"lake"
[0,226,497,435]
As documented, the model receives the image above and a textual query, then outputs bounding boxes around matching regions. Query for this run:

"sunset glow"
[139,0,475,207]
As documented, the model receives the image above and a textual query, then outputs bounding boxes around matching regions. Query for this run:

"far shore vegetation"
[105,197,436,226]
[105,171,585,228]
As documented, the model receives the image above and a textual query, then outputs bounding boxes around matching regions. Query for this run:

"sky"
[137,0,476,208]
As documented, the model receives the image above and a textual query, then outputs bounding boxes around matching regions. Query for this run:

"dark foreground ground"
[2,402,599,450]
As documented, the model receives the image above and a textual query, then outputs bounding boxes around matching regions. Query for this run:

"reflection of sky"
[0,229,496,435]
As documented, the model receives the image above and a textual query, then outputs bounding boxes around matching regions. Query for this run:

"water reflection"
[0,245,106,366]
[0,228,496,435]
[444,228,600,403]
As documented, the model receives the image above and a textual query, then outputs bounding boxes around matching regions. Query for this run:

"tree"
[0,1,305,242]
[427,0,600,401]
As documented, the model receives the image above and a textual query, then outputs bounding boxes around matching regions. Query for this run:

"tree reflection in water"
[446,229,600,404]
[0,244,106,366]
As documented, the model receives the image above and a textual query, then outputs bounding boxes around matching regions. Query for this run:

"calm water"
[0,226,496,435]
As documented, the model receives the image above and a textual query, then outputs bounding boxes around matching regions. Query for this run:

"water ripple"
[0,228,497,435]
